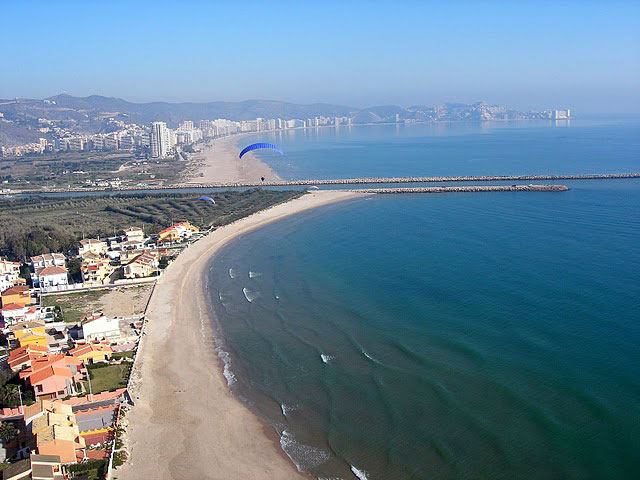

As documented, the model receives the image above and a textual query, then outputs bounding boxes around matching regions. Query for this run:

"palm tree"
[0,422,17,445]
[0,384,20,408]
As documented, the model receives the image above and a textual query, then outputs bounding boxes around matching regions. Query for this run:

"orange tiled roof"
[28,365,73,385]
[20,354,82,379]
[35,265,68,276]
[8,345,49,369]
[1,285,30,296]
[8,344,48,360]
[61,388,126,406]
[69,343,113,357]
[1,302,25,311]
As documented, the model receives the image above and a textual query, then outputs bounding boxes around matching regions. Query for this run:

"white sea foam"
[228,268,236,279]
[248,270,262,278]
[279,430,329,471]
[216,348,236,386]
[350,465,370,480]
[280,403,299,417]
[320,354,335,364]
[243,287,259,303]
[361,349,378,363]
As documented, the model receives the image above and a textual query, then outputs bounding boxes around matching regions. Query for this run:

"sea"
[206,117,640,480]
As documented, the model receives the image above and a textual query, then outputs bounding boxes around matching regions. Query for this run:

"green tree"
[0,384,21,408]
[0,422,17,444]
[158,255,169,270]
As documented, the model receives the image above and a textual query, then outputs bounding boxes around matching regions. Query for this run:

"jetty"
[0,173,637,195]
[354,185,569,194]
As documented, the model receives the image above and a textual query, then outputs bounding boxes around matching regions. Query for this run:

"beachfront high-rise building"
[150,121,171,158]
[552,109,571,120]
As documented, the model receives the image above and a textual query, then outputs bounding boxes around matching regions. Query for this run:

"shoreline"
[117,190,369,480]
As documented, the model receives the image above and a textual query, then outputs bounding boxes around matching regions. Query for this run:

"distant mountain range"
[0,94,553,146]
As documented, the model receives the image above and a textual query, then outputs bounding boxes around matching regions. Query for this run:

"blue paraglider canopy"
[239,142,284,159]
[198,196,216,204]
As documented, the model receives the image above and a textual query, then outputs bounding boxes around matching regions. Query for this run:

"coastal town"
[0,94,571,159]
[0,218,203,479]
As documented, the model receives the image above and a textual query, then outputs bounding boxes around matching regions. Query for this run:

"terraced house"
[26,401,86,464]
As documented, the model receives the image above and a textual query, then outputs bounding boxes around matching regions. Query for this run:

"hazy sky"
[1,1,639,113]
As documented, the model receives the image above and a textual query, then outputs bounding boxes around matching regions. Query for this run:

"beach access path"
[117,190,368,480]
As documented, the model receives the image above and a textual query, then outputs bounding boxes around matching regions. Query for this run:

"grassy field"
[85,363,131,392]
[112,351,135,359]
[0,150,187,189]
[0,189,303,260]
[41,290,109,322]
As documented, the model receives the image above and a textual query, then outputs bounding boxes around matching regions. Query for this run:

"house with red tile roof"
[33,265,68,289]
[80,260,112,285]
[1,285,33,308]
[7,345,49,371]
[19,354,84,383]
[1,304,40,326]
[27,366,77,399]
[123,250,159,279]
[157,221,199,244]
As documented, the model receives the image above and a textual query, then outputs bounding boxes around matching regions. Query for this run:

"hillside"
[0,95,553,146]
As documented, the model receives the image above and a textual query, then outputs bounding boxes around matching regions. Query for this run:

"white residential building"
[0,257,23,291]
[30,253,66,271]
[150,121,174,158]
[82,313,121,342]
[33,265,68,289]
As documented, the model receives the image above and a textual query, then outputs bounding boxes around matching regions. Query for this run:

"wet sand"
[117,190,370,480]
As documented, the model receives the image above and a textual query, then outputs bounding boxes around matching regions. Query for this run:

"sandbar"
[184,134,282,184]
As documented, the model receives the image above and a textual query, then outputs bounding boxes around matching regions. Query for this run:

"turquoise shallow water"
[209,120,640,479]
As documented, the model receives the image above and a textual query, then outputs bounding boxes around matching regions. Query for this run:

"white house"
[124,227,145,243]
[30,253,66,271]
[82,313,121,342]
[0,304,39,325]
[33,265,68,289]
[0,257,24,291]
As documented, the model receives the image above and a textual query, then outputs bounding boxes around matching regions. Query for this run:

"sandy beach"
[117,190,369,480]
[184,134,282,184]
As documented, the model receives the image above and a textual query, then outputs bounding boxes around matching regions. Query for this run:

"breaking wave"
[243,287,259,303]
[361,348,381,365]
[216,348,236,386]
[228,268,236,279]
[320,354,335,364]
[280,403,299,417]
[280,430,330,472]
[249,271,262,278]
[350,465,370,480]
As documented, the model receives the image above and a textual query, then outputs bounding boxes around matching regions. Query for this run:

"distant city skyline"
[1,1,639,113]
